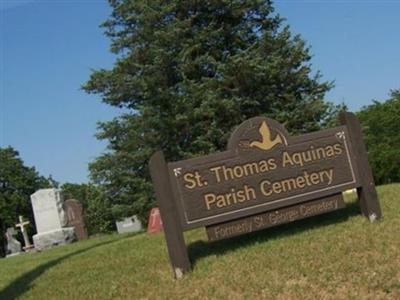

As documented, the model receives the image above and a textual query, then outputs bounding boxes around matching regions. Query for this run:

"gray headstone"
[30,189,76,250]
[116,216,143,234]
[5,227,22,257]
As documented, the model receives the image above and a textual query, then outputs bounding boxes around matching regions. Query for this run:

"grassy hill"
[1,184,399,299]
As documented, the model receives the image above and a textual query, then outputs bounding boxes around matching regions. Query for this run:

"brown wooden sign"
[149,112,382,278]
[206,193,345,241]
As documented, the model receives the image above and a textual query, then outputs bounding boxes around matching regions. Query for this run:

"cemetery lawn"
[1,184,399,299]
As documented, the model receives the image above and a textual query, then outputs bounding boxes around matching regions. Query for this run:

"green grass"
[1,184,399,299]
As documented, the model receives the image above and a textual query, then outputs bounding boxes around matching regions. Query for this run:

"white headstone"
[31,189,67,232]
[31,189,75,250]
[116,216,143,234]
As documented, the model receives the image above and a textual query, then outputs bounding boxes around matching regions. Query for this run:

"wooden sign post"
[149,112,381,278]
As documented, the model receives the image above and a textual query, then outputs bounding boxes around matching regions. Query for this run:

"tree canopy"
[83,0,339,222]
[0,147,52,256]
[61,183,115,234]
[357,90,400,185]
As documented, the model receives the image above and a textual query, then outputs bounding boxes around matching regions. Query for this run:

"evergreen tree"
[84,0,338,222]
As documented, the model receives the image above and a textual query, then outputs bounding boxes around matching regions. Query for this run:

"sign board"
[206,193,345,241]
[149,112,382,278]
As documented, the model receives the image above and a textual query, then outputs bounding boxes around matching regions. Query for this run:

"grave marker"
[15,216,33,251]
[147,208,163,234]
[116,215,143,234]
[31,189,75,250]
[5,227,22,256]
[149,112,381,278]
[65,199,88,240]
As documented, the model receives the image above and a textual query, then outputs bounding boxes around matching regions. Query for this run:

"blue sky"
[1,0,399,184]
